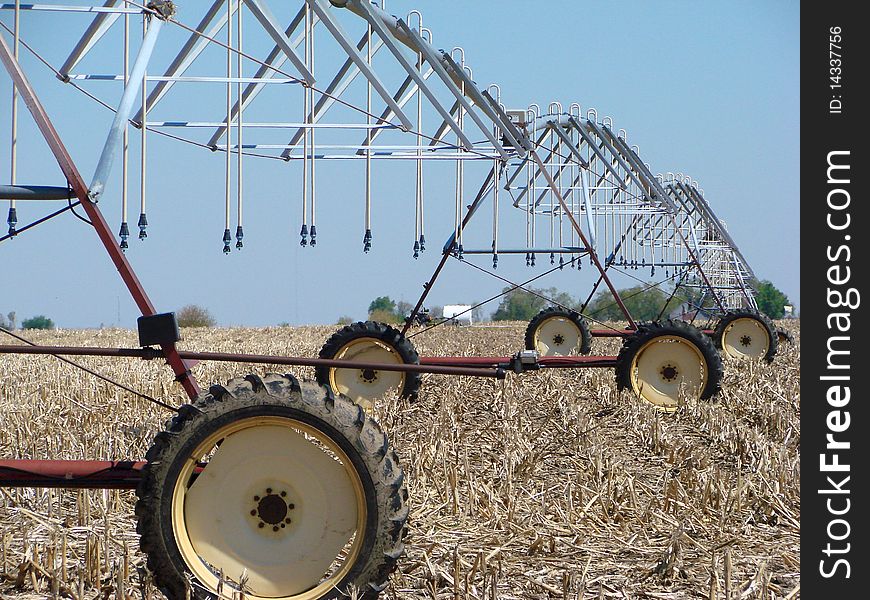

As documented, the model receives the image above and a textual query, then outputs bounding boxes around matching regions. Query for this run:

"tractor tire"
[316,321,421,407]
[713,309,778,363]
[616,320,723,411]
[524,307,593,356]
[136,374,408,600]
[776,327,794,345]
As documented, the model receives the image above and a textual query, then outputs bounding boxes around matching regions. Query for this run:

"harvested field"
[0,321,800,599]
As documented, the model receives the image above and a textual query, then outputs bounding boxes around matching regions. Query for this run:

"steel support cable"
[582,265,704,321]
[406,254,582,339]
[451,254,629,335]
[0,326,178,412]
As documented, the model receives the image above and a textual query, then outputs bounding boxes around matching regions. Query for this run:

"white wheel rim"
[329,338,406,406]
[722,317,770,360]
[172,417,366,599]
[630,335,708,411]
[533,317,582,356]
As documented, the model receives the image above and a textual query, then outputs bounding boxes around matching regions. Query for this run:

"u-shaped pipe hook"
[406,9,423,31]
[587,107,598,123]
[488,83,501,104]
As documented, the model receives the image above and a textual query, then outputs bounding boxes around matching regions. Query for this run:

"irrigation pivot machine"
[0,1,771,597]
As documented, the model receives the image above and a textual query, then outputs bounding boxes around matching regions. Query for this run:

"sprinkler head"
[137,213,148,240]
[6,207,17,236]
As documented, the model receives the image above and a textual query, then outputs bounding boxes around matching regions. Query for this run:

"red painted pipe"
[0,345,506,378]
[0,460,145,489]
[590,329,632,338]
[589,328,716,338]
[421,355,620,368]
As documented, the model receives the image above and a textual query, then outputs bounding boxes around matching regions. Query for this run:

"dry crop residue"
[0,321,800,599]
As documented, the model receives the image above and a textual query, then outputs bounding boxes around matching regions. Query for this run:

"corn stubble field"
[0,321,800,599]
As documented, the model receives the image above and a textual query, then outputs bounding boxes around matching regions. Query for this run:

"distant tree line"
[1,311,56,330]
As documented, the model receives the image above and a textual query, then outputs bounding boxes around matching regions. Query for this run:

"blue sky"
[0,1,799,328]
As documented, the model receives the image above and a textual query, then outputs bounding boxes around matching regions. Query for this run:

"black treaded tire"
[316,321,421,402]
[713,309,778,363]
[524,307,593,355]
[135,374,408,600]
[615,320,723,408]
[776,327,794,345]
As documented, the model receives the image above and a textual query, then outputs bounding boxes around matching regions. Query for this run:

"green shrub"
[21,315,55,330]
[176,305,216,328]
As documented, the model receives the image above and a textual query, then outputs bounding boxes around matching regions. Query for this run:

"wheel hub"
[535,316,581,356]
[660,363,678,382]
[721,317,770,360]
[360,368,378,383]
[628,333,708,411]
[250,488,295,532]
[329,337,406,405]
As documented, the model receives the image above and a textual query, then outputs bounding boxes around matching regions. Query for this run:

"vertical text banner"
[802,2,868,596]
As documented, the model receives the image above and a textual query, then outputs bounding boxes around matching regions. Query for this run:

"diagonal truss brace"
[307,0,413,131]
[244,0,315,84]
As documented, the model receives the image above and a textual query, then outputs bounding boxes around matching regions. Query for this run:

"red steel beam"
[0,34,200,401]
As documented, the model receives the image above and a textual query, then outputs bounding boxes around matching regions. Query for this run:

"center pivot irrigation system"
[0,1,780,598]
